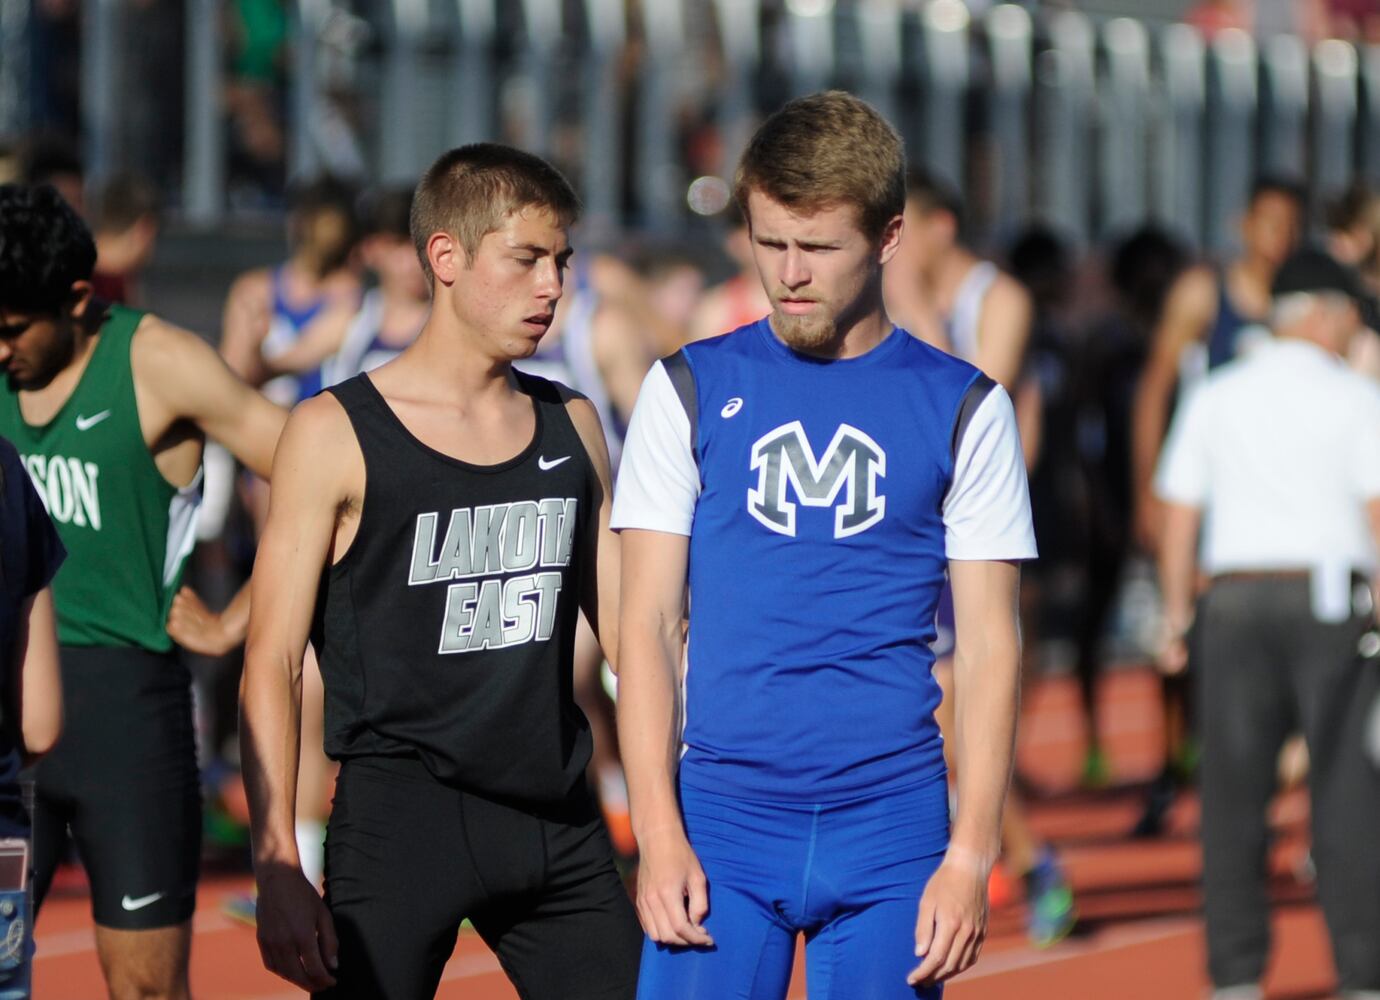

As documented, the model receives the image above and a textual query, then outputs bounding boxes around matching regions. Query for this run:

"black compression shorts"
[30,646,201,930]
[317,755,640,1000]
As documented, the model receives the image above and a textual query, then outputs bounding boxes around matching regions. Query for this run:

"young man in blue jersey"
[614,91,1035,998]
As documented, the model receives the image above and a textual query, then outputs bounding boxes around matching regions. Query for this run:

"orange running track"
[32,667,1338,999]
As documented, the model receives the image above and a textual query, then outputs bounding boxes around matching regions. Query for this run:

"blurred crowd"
[20,0,1380,213]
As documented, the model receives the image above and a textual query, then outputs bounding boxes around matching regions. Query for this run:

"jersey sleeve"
[611,360,701,536]
[943,384,1037,561]
[1154,384,1211,507]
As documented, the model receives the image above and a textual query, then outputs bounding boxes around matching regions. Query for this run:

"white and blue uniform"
[260,266,331,406]
[320,288,422,387]
[612,319,1035,999]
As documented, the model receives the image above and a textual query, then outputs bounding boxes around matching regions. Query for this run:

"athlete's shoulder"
[984,270,1033,317]
[225,266,273,304]
[281,386,355,451]
[129,313,222,382]
[1161,264,1219,333]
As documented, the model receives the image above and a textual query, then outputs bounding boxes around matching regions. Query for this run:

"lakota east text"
[408,499,579,654]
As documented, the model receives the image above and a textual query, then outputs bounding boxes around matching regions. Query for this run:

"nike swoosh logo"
[76,410,112,431]
[537,455,570,471]
[121,891,165,911]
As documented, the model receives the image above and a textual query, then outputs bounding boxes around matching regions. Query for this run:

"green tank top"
[0,306,200,651]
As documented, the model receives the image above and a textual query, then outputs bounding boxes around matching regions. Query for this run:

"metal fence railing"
[20,0,1380,252]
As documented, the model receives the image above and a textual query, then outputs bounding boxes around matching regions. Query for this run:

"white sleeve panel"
[944,385,1038,561]
[1154,385,1210,507]
[611,361,701,536]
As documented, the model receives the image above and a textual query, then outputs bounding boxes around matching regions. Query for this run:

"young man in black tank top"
[240,144,640,1000]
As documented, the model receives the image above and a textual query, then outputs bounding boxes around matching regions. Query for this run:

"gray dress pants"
[1196,575,1380,992]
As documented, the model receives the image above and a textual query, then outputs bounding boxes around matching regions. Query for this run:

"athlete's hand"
[167,587,238,657]
[255,865,339,991]
[908,854,989,988]
[635,828,714,948]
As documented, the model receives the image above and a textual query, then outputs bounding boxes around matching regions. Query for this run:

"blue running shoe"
[1024,849,1076,948]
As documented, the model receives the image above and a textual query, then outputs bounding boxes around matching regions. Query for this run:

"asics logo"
[75,410,112,431]
[537,455,570,471]
[721,397,744,419]
[121,891,165,911]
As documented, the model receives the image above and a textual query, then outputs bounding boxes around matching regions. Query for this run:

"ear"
[68,280,95,317]
[877,213,905,266]
[427,231,460,286]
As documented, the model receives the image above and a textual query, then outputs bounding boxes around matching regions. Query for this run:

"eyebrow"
[509,242,573,258]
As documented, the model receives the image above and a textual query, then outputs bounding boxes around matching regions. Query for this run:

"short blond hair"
[411,143,580,282]
[734,91,905,242]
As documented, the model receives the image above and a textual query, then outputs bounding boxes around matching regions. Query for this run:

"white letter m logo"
[747,421,886,538]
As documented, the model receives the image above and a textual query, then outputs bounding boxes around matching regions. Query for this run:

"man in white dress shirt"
[1155,248,1380,1000]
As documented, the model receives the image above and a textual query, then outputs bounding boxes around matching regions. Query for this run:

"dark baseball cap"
[1273,246,1380,329]
[1271,247,1364,300]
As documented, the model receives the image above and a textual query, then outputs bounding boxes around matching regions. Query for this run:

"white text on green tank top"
[21,454,102,530]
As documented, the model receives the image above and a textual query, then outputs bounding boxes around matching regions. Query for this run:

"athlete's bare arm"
[1155,501,1201,676]
[166,583,251,657]
[910,558,1020,988]
[618,529,712,948]
[566,397,621,670]
[132,317,288,480]
[1131,265,1215,553]
[221,269,274,385]
[241,394,362,992]
[258,299,357,377]
[972,274,1032,395]
[1368,497,1380,622]
[592,304,652,427]
[13,588,61,759]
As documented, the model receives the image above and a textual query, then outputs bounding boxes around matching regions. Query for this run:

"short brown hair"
[734,91,905,242]
[411,143,580,282]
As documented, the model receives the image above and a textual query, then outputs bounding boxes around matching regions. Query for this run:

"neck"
[22,317,101,398]
[287,253,327,285]
[405,307,519,399]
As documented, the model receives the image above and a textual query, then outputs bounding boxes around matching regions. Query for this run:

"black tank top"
[314,372,595,804]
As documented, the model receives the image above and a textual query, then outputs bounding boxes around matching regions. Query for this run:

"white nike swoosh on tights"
[121,892,166,911]
[75,410,112,431]
[538,455,571,471]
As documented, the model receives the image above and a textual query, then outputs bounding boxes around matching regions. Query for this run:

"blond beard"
[771,307,837,351]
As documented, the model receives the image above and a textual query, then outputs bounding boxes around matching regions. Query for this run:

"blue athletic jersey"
[613,320,1036,802]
